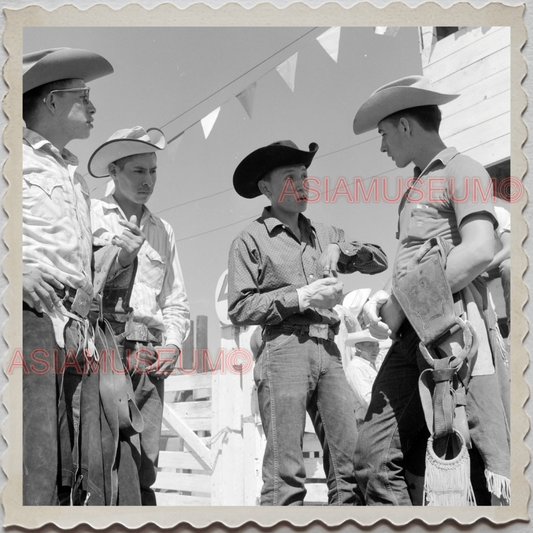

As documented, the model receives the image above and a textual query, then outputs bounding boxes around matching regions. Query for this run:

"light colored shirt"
[23,128,93,293]
[23,128,94,346]
[344,356,377,422]
[91,195,190,349]
[494,205,510,239]
[394,146,497,282]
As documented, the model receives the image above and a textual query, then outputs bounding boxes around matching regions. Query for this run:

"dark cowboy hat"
[233,140,319,199]
[23,48,114,94]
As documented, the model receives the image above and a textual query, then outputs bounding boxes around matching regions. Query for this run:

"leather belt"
[55,285,92,318]
[265,323,338,341]
[111,320,163,344]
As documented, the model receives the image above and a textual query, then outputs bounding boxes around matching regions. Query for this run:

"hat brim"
[353,86,459,135]
[23,48,114,94]
[88,129,166,178]
[233,143,319,199]
[347,330,382,345]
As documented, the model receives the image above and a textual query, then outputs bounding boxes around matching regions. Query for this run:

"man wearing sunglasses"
[22,48,145,505]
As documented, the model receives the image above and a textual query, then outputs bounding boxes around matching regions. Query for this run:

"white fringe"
[485,469,511,504]
[424,436,476,506]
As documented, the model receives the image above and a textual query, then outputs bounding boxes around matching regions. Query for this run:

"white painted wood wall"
[419,26,510,168]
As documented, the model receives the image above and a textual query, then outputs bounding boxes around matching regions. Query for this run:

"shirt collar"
[23,127,79,166]
[101,193,154,224]
[415,146,459,178]
[260,207,314,236]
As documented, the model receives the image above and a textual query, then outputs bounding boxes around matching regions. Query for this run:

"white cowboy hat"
[342,288,372,317]
[346,329,381,345]
[23,48,114,94]
[353,75,460,135]
[88,126,166,178]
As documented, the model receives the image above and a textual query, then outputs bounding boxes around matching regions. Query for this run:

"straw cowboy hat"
[342,288,372,317]
[23,47,114,94]
[233,140,319,199]
[88,127,166,178]
[348,329,381,345]
[352,75,459,135]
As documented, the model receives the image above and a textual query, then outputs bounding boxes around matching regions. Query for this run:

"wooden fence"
[153,317,328,505]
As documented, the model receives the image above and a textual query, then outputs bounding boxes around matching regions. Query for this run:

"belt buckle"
[71,288,91,318]
[126,322,149,342]
[309,324,329,340]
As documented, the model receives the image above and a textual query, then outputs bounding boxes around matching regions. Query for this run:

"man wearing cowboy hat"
[89,126,190,505]
[352,75,510,505]
[228,140,388,505]
[22,48,145,505]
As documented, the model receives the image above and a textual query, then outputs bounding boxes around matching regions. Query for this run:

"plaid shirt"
[91,195,190,349]
[228,208,388,328]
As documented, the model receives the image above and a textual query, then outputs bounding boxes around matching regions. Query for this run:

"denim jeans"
[354,323,428,505]
[254,329,359,505]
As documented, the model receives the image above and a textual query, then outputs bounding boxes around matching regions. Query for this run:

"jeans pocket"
[265,331,297,351]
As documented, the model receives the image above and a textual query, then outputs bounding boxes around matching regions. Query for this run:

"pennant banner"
[201,107,221,139]
[167,132,185,162]
[375,27,400,37]
[236,82,257,119]
[317,27,341,63]
[276,52,298,92]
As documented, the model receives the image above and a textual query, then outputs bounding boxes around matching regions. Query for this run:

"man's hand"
[363,290,405,340]
[114,215,146,267]
[297,277,344,310]
[23,270,65,314]
[319,244,341,277]
[146,344,180,379]
[363,290,392,340]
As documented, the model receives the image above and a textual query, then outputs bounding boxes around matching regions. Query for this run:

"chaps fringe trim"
[485,469,511,505]
[423,435,476,506]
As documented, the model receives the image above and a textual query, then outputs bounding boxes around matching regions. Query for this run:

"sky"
[24,26,426,349]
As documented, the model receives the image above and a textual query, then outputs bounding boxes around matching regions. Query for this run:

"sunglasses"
[44,87,91,105]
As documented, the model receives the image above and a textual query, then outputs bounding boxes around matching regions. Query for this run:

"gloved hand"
[297,277,344,311]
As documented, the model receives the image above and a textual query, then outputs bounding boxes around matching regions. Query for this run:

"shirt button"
[309,274,314,279]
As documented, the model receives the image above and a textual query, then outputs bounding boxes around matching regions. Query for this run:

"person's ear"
[258,179,271,199]
[108,163,117,178]
[398,117,411,135]
[43,93,57,114]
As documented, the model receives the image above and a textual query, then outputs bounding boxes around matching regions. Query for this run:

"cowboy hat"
[345,329,381,346]
[88,127,166,178]
[233,140,319,199]
[353,75,459,135]
[342,288,372,317]
[23,48,114,94]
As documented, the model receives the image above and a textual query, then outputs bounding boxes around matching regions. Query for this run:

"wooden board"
[440,90,510,139]
[155,492,211,506]
[153,472,211,494]
[164,372,212,392]
[158,450,209,470]
[424,27,509,83]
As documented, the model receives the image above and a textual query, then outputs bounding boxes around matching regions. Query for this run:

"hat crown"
[107,126,154,143]
[374,75,432,95]
[268,140,300,150]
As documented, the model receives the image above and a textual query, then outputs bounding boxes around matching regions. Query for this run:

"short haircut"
[23,79,75,123]
[382,105,442,133]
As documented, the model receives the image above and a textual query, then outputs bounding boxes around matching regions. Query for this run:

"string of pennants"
[104,26,398,194]
[173,26,400,142]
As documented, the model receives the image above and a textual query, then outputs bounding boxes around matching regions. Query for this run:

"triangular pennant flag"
[167,132,184,162]
[236,82,257,119]
[104,179,115,197]
[375,27,400,37]
[276,52,298,92]
[201,107,220,139]
[317,27,341,63]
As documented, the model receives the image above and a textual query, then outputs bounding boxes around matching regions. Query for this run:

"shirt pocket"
[23,175,67,222]
[406,204,440,240]
[142,244,166,294]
